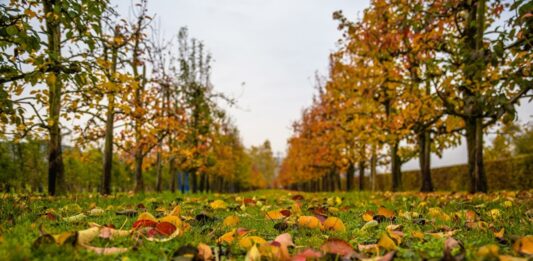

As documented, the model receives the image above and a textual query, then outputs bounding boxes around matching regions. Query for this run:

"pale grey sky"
[113,0,532,171]
[113,0,370,153]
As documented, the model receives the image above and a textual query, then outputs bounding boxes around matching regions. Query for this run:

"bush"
[361,154,533,191]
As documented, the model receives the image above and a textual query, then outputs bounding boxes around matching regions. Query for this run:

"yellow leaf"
[137,212,157,222]
[245,244,261,261]
[239,236,267,249]
[411,231,425,240]
[223,215,240,227]
[362,210,374,222]
[265,210,285,220]
[170,206,181,216]
[378,233,397,251]
[322,217,346,232]
[490,209,501,219]
[494,228,505,239]
[477,244,499,257]
[298,216,322,229]
[218,230,235,244]
[159,215,182,228]
[210,200,227,210]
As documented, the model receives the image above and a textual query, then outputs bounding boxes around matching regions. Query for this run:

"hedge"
[356,154,533,191]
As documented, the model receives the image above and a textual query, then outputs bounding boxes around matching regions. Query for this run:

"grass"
[0,190,531,260]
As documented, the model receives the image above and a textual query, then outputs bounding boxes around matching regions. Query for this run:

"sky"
[113,0,532,171]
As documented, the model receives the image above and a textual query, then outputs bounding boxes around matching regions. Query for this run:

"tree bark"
[190,170,198,193]
[418,130,434,192]
[370,145,377,192]
[358,160,365,191]
[199,172,205,192]
[155,147,162,192]
[134,152,144,193]
[44,0,65,196]
[101,42,118,196]
[346,162,355,191]
[169,157,176,193]
[391,141,402,192]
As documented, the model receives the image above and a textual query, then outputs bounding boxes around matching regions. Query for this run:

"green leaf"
[6,26,18,36]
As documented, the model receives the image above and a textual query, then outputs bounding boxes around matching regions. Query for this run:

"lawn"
[0,190,531,260]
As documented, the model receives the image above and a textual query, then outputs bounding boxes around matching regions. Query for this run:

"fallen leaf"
[322,217,346,232]
[361,220,379,230]
[170,206,181,216]
[197,243,213,261]
[292,248,322,261]
[442,237,465,261]
[245,244,261,261]
[239,236,267,249]
[378,233,397,251]
[363,210,375,222]
[298,216,322,229]
[274,233,294,248]
[266,210,287,220]
[223,215,240,227]
[320,238,356,258]
[155,222,177,236]
[513,235,533,255]
[377,207,395,218]
[63,213,86,223]
[477,244,499,258]
[210,200,227,210]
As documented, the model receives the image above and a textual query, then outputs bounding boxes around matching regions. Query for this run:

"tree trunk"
[155,148,162,192]
[391,141,402,192]
[44,0,65,196]
[358,160,365,191]
[346,163,355,191]
[134,153,144,193]
[101,43,118,196]
[169,157,176,193]
[466,118,488,193]
[418,130,434,192]
[199,172,206,192]
[191,170,198,193]
[371,145,377,192]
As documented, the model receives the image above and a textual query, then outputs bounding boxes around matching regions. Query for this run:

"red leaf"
[155,222,177,236]
[291,195,304,201]
[243,198,256,205]
[280,209,291,217]
[133,219,157,229]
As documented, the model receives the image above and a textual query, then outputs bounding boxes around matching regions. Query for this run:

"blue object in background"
[178,171,190,193]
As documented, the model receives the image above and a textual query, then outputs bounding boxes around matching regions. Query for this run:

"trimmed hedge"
[358,154,533,191]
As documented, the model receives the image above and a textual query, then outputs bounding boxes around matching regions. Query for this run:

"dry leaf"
[322,217,346,232]
[298,216,322,230]
[512,235,533,255]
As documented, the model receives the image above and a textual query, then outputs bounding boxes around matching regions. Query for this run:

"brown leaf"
[442,237,465,261]
[320,238,356,258]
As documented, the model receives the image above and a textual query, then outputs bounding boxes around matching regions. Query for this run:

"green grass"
[0,190,531,260]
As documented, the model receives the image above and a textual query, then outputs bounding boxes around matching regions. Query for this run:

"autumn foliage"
[277,0,532,193]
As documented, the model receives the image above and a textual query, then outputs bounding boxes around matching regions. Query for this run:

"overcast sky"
[113,0,532,171]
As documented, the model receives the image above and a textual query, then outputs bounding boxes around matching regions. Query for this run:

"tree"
[0,0,107,195]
